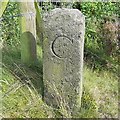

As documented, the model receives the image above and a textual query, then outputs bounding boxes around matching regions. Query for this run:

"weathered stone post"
[43,8,85,117]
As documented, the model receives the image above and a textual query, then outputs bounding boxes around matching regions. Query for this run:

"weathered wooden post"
[19,0,37,64]
[43,8,85,117]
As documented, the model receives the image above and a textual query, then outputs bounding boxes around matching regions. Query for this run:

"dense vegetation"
[1,2,119,118]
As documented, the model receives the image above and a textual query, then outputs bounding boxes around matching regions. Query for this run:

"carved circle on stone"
[51,36,73,59]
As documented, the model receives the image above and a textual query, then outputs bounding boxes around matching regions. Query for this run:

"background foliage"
[73,2,119,73]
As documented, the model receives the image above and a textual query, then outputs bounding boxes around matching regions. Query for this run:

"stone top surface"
[43,8,85,23]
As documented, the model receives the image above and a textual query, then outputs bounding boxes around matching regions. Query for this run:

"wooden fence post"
[19,0,37,65]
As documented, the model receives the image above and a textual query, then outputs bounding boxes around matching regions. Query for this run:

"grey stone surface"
[43,8,85,117]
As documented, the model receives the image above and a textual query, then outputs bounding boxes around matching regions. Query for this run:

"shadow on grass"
[2,45,44,98]
[84,46,119,77]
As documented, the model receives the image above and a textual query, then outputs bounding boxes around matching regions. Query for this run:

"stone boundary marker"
[43,8,85,117]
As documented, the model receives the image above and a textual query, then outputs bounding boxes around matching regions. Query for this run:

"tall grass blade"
[0,0,9,18]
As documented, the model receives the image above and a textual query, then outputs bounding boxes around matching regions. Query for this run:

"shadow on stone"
[21,31,37,64]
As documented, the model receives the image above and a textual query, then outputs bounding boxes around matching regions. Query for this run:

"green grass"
[83,67,118,118]
[2,45,55,118]
[1,43,118,118]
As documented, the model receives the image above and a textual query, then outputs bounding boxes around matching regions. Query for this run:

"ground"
[1,44,118,118]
